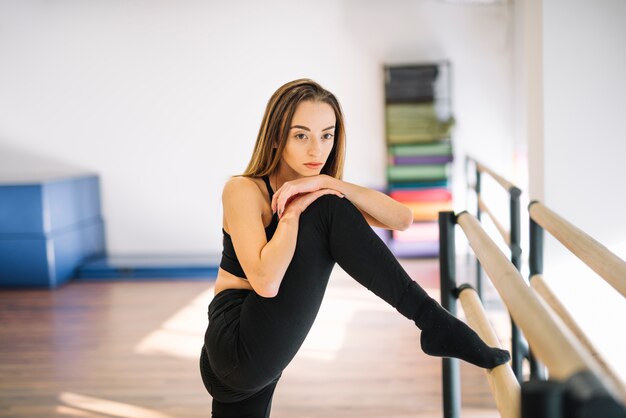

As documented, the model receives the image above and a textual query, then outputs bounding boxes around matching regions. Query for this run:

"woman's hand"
[279,188,344,219]
[272,175,341,217]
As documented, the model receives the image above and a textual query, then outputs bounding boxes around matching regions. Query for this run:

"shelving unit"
[383,61,455,258]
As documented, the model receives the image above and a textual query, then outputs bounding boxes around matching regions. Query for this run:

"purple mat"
[387,239,439,258]
[371,226,437,257]
[392,155,453,165]
[372,226,390,244]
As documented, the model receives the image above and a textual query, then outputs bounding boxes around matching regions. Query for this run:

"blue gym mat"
[0,173,106,288]
[75,254,220,280]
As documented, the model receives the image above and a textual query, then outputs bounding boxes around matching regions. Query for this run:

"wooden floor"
[0,258,510,417]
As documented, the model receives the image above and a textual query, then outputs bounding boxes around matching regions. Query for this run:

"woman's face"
[279,100,336,178]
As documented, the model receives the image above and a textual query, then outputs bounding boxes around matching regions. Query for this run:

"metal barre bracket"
[522,371,626,418]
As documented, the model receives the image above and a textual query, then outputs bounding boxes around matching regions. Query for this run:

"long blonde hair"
[241,79,346,180]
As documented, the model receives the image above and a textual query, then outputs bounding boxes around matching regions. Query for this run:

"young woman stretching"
[200,79,510,417]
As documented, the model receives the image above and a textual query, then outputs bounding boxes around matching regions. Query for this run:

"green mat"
[386,164,449,181]
[389,142,452,157]
[386,103,455,143]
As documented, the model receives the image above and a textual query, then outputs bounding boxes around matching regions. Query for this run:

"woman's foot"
[415,298,511,369]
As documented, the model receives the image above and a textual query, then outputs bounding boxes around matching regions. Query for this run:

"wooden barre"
[475,160,516,192]
[456,212,600,381]
[529,202,626,299]
[531,274,626,403]
[458,287,520,418]
[477,196,511,246]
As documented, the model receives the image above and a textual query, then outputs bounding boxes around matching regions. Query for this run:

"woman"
[200,79,509,417]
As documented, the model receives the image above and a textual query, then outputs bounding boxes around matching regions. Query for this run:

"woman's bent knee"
[302,193,355,217]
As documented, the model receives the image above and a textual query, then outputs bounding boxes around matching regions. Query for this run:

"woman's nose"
[308,138,322,156]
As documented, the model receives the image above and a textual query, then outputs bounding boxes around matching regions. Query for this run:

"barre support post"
[439,211,461,418]
[529,201,547,381]
[475,168,483,300]
[510,186,524,382]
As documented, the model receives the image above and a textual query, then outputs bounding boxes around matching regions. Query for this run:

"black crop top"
[219,175,279,279]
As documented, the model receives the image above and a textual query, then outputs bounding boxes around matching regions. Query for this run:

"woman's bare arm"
[323,176,413,231]
[270,174,412,231]
[222,177,300,298]
[223,177,344,297]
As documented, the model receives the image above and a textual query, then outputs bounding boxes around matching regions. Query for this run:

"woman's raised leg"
[317,194,510,369]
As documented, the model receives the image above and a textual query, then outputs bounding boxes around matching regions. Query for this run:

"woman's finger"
[274,190,286,214]
[278,189,297,216]
[273,186,286,213]
[272,183,287,213]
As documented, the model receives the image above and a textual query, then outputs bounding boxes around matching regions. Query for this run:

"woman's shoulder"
[222,175,266,202]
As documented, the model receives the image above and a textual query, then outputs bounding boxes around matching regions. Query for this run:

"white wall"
[0,0,514,255]
[521,0,626,383]
[544,0,626,244]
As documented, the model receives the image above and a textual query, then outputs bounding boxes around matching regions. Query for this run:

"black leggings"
[201,194,430,417]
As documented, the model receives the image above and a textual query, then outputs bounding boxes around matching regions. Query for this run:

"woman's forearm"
[324,175,413,231]
[256,212,300,297]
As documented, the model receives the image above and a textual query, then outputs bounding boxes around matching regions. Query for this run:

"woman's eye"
[323,133,334,140]
[295,133,307,140]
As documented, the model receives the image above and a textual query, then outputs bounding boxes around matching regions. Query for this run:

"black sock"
[413,297,511,369]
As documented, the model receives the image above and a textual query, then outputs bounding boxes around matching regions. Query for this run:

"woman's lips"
[304,163,323,168]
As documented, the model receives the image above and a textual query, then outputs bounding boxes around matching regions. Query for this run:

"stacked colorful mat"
[384,63,454,257]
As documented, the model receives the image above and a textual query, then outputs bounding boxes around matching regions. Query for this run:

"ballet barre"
[439,210,626,418]
[465,156,522,296]
[465,156,525,381]
[457,284,521,418]
[528,201,626,407]
[439,211,520,418]
[529,201,626,299]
